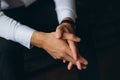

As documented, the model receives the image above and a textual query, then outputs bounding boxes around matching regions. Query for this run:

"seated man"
[0,0,88,80]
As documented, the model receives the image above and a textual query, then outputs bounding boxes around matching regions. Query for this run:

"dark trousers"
[0,39,24,80]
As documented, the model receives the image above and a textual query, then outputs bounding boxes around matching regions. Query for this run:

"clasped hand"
[31,20,88,70]
[55,21,88,70]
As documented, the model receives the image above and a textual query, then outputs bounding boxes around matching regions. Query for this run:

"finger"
[64,45,75,61]
[63,60,66,63]
[68,41,78,60]
[67,62,73,70]
[63,25,74,33]
[82,66,87,69]
[79,56,88,65]
[63,52,76,64]
[81,63,87,69]
[55,26,64,39]
[76,61,82,70]
[62,33,80,42]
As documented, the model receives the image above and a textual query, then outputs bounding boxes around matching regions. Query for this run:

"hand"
[31,31,78,63]
[67,55,88,70]
[65,42,88,70]
[55,18,88,70]
[55,21,78,60]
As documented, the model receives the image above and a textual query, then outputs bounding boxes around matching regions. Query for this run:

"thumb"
[55,26,64,39]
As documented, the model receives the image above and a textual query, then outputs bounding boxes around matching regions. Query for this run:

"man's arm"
[54,0,78,58]
[31,31,81,63]
[0,11,35,48]
[0,0,87,69]
[0,2,79,64]
[54,0,77,23]
[54,0,88,70]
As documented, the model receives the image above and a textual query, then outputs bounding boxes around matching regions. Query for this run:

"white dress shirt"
[0,0,77,48]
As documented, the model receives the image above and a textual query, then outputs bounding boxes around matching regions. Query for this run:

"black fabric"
[0,0,100,80]
[0,38,24,80]
[0,1,58,80]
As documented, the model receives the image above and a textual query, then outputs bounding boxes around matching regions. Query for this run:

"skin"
[31,31,80,64]
[30,17,88,70]
[55,17,88,70]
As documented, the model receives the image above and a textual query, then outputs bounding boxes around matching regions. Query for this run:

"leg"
[0,38,24,80]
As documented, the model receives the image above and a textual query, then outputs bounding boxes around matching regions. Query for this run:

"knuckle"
[51,49,56,53]
[61,47,66,51]
[57,25,62,29]
[61,53,65,57]
[70,34,75,38]
[54,57,58,60]
[57,56,61,59]
[59,53,64,59]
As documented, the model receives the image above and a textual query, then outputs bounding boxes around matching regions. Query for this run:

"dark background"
[76,0,120,80]
[2,0,120,80]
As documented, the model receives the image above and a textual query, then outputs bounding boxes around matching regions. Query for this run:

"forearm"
[0,12,35,48]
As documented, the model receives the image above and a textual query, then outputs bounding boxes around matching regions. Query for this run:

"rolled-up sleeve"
[54,0,77,23]
[0,11,35,48]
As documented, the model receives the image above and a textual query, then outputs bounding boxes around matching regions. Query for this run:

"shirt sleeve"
[0,11,35,49]
[54,0,77,23]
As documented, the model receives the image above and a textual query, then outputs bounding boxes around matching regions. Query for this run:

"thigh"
[0,38,24,80]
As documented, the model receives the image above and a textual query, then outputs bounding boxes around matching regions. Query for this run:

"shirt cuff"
[14,24,36,49]
[55,8,77,23]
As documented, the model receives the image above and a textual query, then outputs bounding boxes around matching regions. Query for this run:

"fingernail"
[84,61,88,65]
[63,60,66,63]
[75,38,80,42]
[68,68,71,71]
[83,67,87,69]
[78,67,82,70]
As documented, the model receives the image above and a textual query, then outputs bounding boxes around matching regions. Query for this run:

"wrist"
[60,17,75,28]
[31,31,45,48]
